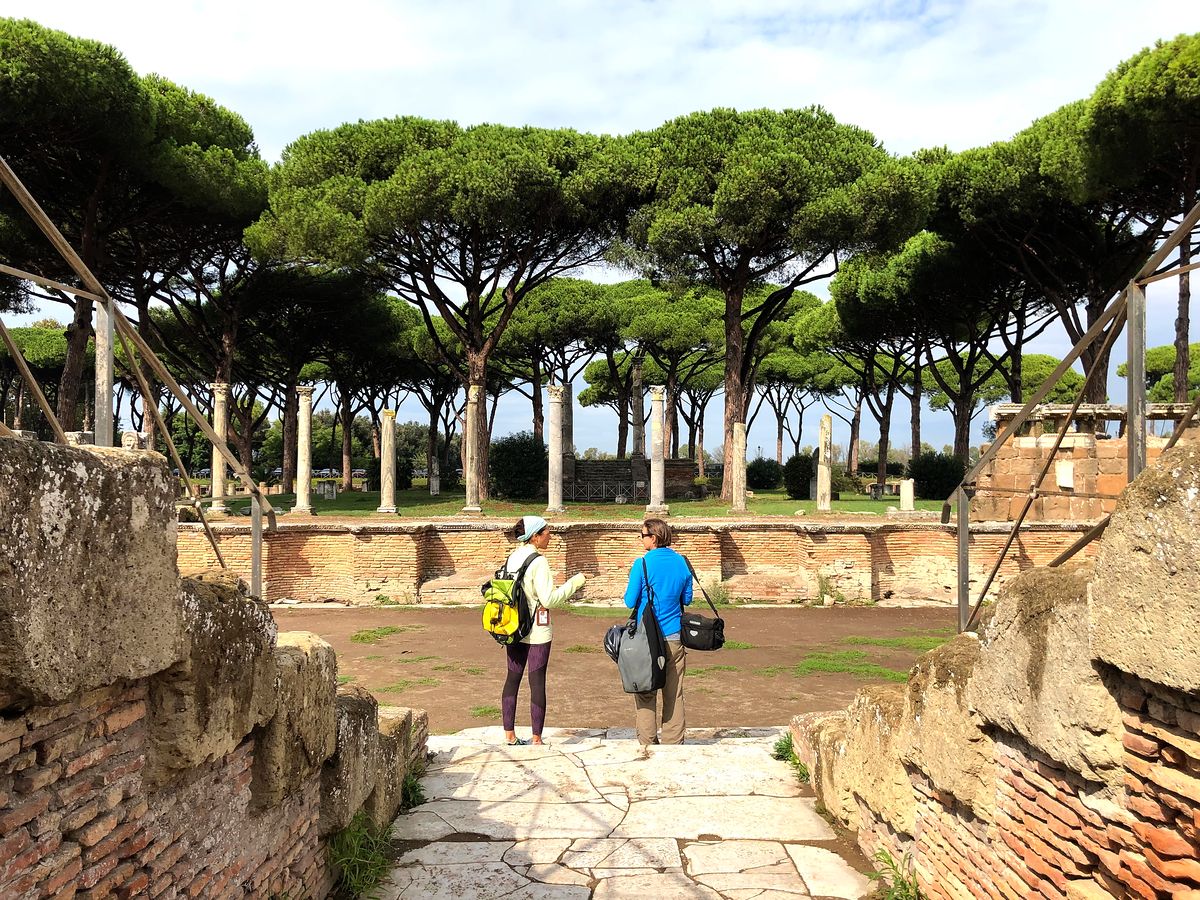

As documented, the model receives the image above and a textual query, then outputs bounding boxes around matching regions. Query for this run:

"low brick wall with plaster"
[178,519,1095,605]
[0,438,428,899]
[791,433,1200,899]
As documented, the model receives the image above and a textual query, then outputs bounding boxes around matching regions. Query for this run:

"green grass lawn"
[222,486,946,520]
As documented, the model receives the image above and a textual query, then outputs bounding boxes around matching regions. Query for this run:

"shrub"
[831,466,863,495]
[906,451,965,500]
[783,453,815,499]
[746,457,783,490]
[488,431,548,499]
[857,459,905,478]
[396,456,413,491]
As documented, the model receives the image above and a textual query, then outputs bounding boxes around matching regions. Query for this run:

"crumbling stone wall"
[793,432,1200,899]
[0,438,428,899]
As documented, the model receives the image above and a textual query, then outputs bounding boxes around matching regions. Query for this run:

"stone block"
[970,561,1123,785]
[320,684,381,835]
[790,712,854,827]
[898,634,996,821]
[0,439,182,705]
[252,632,338,808]
[146,572,278,783]
[361,707,413,828]
[834,686,915,836]
[1091,432,1200,693]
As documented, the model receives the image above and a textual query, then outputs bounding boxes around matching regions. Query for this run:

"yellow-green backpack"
[481,552,540,645]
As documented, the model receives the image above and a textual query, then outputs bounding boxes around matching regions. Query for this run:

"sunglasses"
[640,532,653,538]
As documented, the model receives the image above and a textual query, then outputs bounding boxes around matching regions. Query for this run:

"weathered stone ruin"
[793,431,1200,898]
[0,437,427,898]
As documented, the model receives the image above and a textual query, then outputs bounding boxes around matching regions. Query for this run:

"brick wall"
[973,434,1167,522]
[0,683,333,900]
[179,520,1094,605]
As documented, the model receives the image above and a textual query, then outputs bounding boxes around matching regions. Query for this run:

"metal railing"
[0,156,275,595]
[565,480,649,502]
[945,200,1200,633]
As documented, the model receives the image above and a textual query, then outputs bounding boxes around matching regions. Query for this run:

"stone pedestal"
[900,478,915,512]
[429,457,440,496]
[210,382,230,515]
[293,386,314,516]
[121,431,150,450]
[377,410,397,513]
[646,386,669,515]
[7,430,37,440]
[730,423,748,513]
[65,431,94,446]
[463,385,482,514]
[817,414,832,513]
[546,385,566,514]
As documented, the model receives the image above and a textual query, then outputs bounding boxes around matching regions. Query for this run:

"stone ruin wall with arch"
[792,432,1200,899]
[0,438,428,899]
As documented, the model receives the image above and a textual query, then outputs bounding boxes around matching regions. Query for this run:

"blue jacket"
[624,547,693,639]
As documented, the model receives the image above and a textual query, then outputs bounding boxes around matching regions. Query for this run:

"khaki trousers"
[635,640,687,745]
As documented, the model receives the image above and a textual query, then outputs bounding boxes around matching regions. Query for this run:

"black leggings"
[502,642,551,735]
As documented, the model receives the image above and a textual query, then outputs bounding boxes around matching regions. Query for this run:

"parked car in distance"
[351,468,366,477]
[316,468,332,477]
[270,467,282,477]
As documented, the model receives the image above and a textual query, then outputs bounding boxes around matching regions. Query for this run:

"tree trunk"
[282,380,298,494]
[427,405,440,477]
[697,415,706,479]
[1080,296,1114,404]
[531,358,544,441]
[720,288,747,501]
[910,358,923,458]
[617,407,629,459]
[953,401,972,465]
[340,391,353,492]
[631,355,645,457]
[876,384,895,487]
[776,412,784,465]
[1176,233,1192,403]
[847,395,862,476]
[13,382,24,430]
[57,303,92,429]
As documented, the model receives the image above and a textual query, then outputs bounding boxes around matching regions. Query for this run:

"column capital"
[297,385,315,399]
[649,385,665,403]
[547,384,565,402]
[467,384,482,402]
[382,409,397,420]
[209,381,230,397]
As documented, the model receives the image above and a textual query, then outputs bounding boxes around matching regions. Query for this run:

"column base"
[728,506,748,515]
[209,503,228,516]
[290,506,315,516]
[645,504,670,515]
[376,506,398,514]
[461,505,483,515]
[544,505,565,515]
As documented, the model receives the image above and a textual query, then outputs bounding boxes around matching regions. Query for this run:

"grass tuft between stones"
[328,811,391,899]
[349,624,423,644]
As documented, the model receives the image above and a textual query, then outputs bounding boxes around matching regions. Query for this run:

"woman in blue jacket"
[623,518,692,745]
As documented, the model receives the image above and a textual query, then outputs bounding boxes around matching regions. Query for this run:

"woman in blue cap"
[501,515,586,746]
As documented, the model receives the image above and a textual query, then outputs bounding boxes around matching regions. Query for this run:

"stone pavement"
[383,726,874,899]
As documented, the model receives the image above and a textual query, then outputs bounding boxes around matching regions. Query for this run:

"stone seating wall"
[792,432,1200,899]
[0,438,427,899]
[177,518,1097,606]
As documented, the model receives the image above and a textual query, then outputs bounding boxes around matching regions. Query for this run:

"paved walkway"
[383,726,873,899]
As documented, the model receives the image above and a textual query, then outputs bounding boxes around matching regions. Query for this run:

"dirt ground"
[273,604,957,735]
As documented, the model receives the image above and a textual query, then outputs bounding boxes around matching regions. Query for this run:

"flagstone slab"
[503,838,573,865]
[562,837,681,869]
[394,840,511,866]
[376,862,529,900]
[389,810,456,841]
[592,871,723,899]
[507,884,591,899]
[415,797,627,838]
[523,863,593,886]
[614,796,835,841]
[786,845,873,899]
[589,746,803,800]
[567,742,650,767]
[682,839,792,875]
[422,754,603,802]
[695,870,811,894]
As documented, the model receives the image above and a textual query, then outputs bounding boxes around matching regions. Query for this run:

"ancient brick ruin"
[0,438,428,898]
[793,432,1200,898]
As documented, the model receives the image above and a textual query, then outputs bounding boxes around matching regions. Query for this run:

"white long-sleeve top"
[504,543,584,645]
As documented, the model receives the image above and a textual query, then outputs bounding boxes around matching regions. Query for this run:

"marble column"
[293,386,314,515]
[900,478,915,512]
[646,386,669,514]
[463,384,482,514]
[546,385,566,514]
[209,382,229,515]
[94,301,114,447]
[817,413,833,513]
[429,457,441,496]
[377,409,397,514]
[730,422,748,513]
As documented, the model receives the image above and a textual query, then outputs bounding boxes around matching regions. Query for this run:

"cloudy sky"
[5,0,1200,456]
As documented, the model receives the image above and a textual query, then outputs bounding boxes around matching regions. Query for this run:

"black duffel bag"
[679,556,725,651]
